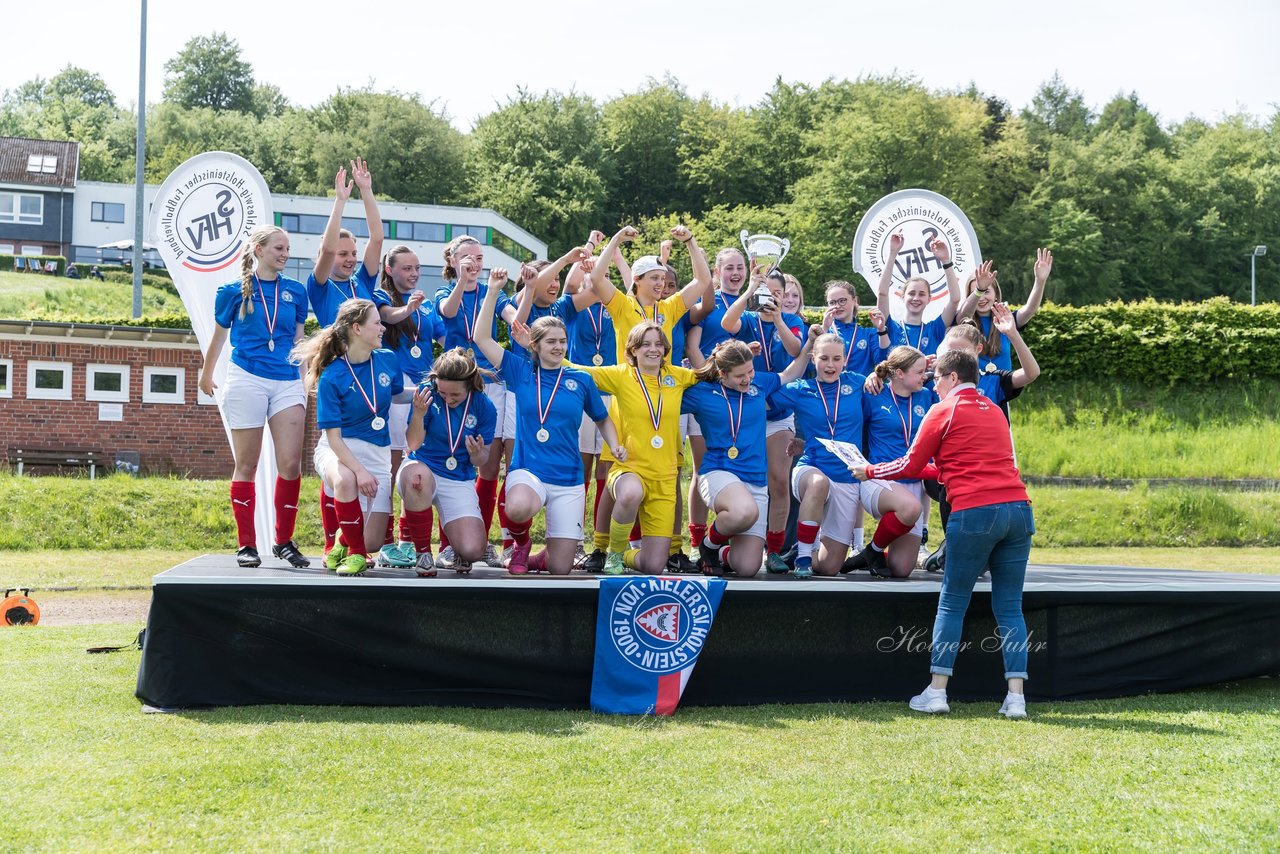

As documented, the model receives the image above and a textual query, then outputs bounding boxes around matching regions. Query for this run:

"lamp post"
[1249,245,1267,307]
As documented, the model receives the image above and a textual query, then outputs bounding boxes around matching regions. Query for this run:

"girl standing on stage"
[435,235,521,566]
[957,249,1052,373]
[720,267,806,573]
[768,330,872,578]
[683,332,817,576]
[372,245,447,568]
[398,348,497,574]
[307,158,383,328]
[475,270,625,574]
[295,299,401,576]
[876,232,961,359]
[200,226,310,568]
[842,346,937,578]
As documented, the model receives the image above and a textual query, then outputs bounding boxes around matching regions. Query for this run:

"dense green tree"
[1023,72,1093,147]
[162,33,256,113]
[600,77,691,221]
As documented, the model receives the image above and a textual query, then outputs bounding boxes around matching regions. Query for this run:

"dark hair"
[377,245,419,350]
[935,349,979,385]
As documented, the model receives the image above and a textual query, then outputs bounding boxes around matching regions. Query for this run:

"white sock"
[852,527,865,551]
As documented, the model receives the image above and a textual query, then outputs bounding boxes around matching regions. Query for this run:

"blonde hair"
[824,280,859,309]
[814,331,847,355]
[693,340,753,384]
[428,347,486,392]
[442,235,481,282]
[623,322,671,367]
[873,345,926,382]
[294,299,377,395]
[238,227,286,319]
[316,227,357,264]
[527,316,566,361]
[945,321,984,351]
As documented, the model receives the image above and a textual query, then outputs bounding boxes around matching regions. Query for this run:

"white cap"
[631,256,665,277]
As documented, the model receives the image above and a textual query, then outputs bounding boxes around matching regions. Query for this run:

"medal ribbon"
[586,304,605,353]
[634,367,663,432]
[753,313,773,371]
[444,392,472,457]
[461,287,482,343]
[723,387,745,448]
[890,388,914,447]
[343,355,379,418]
[254,274,280,345]
[535,366,565,429]
[817,379,842,439]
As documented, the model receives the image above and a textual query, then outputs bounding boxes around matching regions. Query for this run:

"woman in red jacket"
[854,348,1033,719]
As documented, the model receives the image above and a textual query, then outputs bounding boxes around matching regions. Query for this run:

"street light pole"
[132,0,147,319]
[1249,245,1268,307]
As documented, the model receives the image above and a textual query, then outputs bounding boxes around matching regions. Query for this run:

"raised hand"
[510,319,532,350]
[888,230,905,254]
[975,260,996,291]
[407,290,426,310]
[867,307,886,332]
[670,224,691,244]
[992,301,1016,334]
[821,307,837,332]
[334,166,352,202]
[351,157,372,194]
[930,238,950,263]
[489,267,509,290]
[588,230,606,249]
[659,239,673,262]
[616,226,639,243]
[412,384,433,413]
[465,434,487,466]
[1034,248,1053,282]
[577,256,597,275]
[520,264,537,286]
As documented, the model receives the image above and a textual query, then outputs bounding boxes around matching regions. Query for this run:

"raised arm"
[474,267,510,368]
[956,260,994,321]
[931,237,961,325]
[876,230,904,317]
[994,302,1040,389]
[674,226,713,315]
[437,274,466,319]
[589,226,639,305]
[1016,248,1052,326]
[720,274,753,334]
[778,324,822,384]
[684,324,705,369]
[351,157,383,280]
[313,167,352,285]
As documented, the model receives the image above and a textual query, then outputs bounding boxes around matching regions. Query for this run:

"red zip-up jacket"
[864,385,1029,512]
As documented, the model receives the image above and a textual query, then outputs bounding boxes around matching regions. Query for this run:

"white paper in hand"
[818,437,869,470]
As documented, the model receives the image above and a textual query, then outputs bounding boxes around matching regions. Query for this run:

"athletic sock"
[593,478,606,521]
[320,483,337,551]
[404,508,434,554]
[508,517,532,546]
[335,498,367,556]
[706,521,730,548]
[438,521,450,550]
[593,529,610,552]
[230,480,256,548]
[383,514,394,547]
[476,477,499,533]
[766,529,785,554]
[398,514,411,544]
[273,476,301,545]
[623,548,641,569]
[609,518,632,554]
[796,520,820,562]
[871,511,912,551]
[852,526,865,552]
[689,523,708,548]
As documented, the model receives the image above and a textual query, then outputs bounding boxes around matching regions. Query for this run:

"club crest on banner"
[610,578,715,675]
[153,153,271,276]
[852,189,983,323]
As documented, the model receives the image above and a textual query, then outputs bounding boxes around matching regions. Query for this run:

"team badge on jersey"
[914,404,927,417]
[747,386,759,396]
[465,414,478,428]
[378,373,391,387]
[856,338,867,350]
[282,291,294,303]
[661,375,676,387]
[565,378,578,392]
[841,384,854,396]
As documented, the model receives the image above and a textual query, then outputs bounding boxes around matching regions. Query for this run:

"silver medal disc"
[650,435,664,449]
[371,416,386,431]
[445,456,458,471]
[592,354,604,366]
[410,345,422,359]
[536,428,550,443]
[267,339,275,352]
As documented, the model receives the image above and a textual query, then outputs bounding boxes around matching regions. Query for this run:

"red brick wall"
[0,336,317,478]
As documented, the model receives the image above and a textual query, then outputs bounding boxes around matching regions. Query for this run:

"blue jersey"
[307,265,377,328]
[861,384,937,484]
[407,389,497,482]
[214,276,308,381]
[568,301,617,368]
[771,371,868,483]
[886,316,948,359]
[671,314,692,366]
[829,318,883,377]
[694,291,757,359]
[433,281,515,372]
[742,309,805,422]
[500,353,607,487]
[315,349,403,447]
[511,293,580,363]
[373,288,446,382]
[976,314,1013,373]
[681,372,781,487]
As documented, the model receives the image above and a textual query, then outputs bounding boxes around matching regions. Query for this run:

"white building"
[71,180,547,294]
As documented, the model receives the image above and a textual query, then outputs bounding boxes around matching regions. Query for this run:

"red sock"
[498,481,513,549]
[630,520,642,542]
[439,520,450,550]
[508,517,532,545]
[384,514,394,546]
[766,529,785,554]
[872,511,912,550]
[593,478,606,521]
[273,476,300,545]
[797,521,819,546]
[335,498,367,556]
[230,481,256,548]
[689,523,708,548]
[320,484,338,551]
[398,514,411,543]
[477,477,499,532]
[404,508,434,553]
[706,521,730,548]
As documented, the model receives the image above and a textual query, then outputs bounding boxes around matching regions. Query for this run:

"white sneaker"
[482,543,502,566]
[909,685,950,714]
[435,546,456,568]
[916,545,931,570]
[999,692,1027,719]
[500,545,514,567]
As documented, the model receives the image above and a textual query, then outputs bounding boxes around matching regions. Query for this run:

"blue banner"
[590,576,727,715]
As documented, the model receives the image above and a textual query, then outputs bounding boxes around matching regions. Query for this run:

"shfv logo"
[151,152,272,275]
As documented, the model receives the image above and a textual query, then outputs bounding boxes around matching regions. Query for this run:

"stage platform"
[135,555,1280,710]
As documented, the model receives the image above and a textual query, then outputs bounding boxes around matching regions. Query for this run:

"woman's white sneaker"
[909,685,950,714]
[999,692,1027,719]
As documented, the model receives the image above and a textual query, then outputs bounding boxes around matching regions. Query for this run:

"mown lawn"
[0,269,186,319]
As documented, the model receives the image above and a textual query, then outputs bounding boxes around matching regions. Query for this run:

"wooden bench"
[10,448,99,479]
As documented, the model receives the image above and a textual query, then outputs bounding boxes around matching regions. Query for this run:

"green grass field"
[0,269,187,319]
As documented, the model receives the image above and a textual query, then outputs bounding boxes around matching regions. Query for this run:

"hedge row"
[1,254,65,274]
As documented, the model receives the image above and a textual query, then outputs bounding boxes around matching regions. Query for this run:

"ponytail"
[293,299,377,395]
[875,345,926,383]
[237,226,286,320]
[693,340,753,384]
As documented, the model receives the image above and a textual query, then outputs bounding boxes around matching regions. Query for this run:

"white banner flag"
[148,152,280,554]
[852,189,983,323]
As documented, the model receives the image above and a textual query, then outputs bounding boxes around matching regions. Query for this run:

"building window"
[0,192,43,225]
[278,213,328,235]
[143,367,185,404]
[26,361,72,401]
[0,359,12,398]
[398,221,448,242]
[86,364,131,403]
[491,228,536,264]
[450,225,489,244]
[0,244,13,255]
[91,202,126,223]
[21,245,43,256]
[26,154,57,174]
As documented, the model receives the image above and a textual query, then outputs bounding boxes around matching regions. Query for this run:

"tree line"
[3,33,1277,305]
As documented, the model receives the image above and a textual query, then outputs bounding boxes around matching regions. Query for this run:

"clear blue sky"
[8,0,1277,130]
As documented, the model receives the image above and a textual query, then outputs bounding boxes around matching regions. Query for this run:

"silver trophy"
[740,230,790,312]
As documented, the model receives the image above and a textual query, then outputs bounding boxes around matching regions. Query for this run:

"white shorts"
[222,361,305,429]
[314,433,393,515]
[791,465,862,546]
[579,394,610,455]
[388,401,411,451]
[698,469,767,539]
[482,381,514,440]
[765,414,795,438]
[397,463,482,524]
[859,479,926,537]
[505,469,586,541]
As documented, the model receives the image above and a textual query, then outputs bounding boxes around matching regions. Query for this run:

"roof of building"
[0,136,79,189]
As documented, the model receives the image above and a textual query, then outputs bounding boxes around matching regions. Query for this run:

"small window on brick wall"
[86,363,130,402]
[27,360,73,400]
[0,358,12,398]
[143,366,185,404]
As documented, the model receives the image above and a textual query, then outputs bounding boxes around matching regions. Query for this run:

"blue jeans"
[931,501,1035,679]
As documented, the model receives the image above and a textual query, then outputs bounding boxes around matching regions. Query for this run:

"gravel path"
[20,591,152,626]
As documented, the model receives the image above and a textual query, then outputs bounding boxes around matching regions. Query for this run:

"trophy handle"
[777,238,790,267]
[740,230,751,254]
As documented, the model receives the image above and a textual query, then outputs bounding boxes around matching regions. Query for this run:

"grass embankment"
[0,269,187,319]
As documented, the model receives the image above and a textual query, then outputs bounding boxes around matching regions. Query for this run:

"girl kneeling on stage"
[842,346,938,578]
[297,299,401,577]
[200,226,310,569]
[475,268,625,575]
[398,348,496,575]
[683,332,817,576]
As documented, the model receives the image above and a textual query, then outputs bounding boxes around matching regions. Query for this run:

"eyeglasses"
[826,298,852,307]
